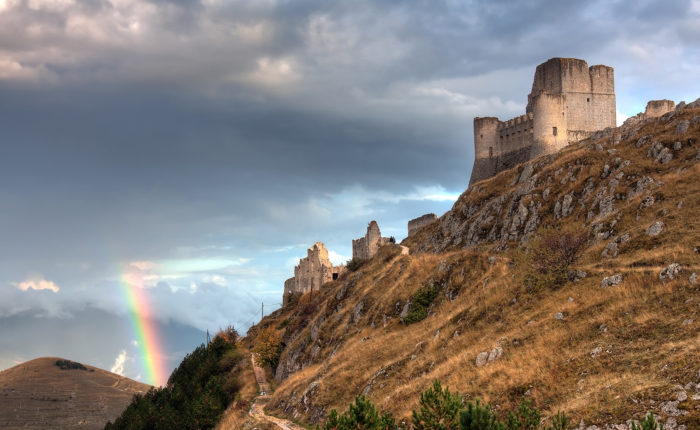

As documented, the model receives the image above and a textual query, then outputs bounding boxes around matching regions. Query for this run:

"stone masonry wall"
[352,221,392,260]
[407,213,438,237]
[283,242,345,304]
[470,57,616,186]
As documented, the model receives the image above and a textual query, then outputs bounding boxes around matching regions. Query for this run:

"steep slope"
[0,357,150,429]
[244,100,700,429]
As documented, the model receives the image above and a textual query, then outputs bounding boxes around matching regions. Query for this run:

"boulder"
[646,221,664,237]
[475,351,489,367]
[676,120,690,135]
[659,263,682,281]
[601,274,623,288]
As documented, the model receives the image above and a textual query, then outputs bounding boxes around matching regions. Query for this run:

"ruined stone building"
[470,57,616,185]
[352,221,392,261]
[623,99,676,124]
[283,242,345,304]
[407,213,438,237]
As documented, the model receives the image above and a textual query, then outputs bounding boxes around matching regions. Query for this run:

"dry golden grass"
[248,107,700,428]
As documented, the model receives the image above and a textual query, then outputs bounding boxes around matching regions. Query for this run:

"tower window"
[489,146,493,158]
[480,134,483,139]
[587,97,590,102]
[553,126,558,136]
[562,112,565,116]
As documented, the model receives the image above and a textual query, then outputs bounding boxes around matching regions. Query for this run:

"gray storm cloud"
[0,0,699,378]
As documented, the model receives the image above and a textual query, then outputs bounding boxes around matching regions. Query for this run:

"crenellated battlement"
[470,58,616,185]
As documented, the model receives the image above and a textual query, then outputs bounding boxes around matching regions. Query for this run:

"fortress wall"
[564,91,616,136]
[407,213,438,237]
[531,92,567,157]
[473,117,500,159]
[469,156,499,185]
[645,99,675,117]
[352,221,391,260]
[497,113,534,154]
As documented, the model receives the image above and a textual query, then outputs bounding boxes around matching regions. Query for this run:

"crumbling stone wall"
[470,58,616,185]
[283,242,345,304]
[623,100,676,127]
[407,213,438,237]
[352,221,392,260]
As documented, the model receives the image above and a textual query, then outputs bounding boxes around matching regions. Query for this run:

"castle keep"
[469,58,616,185]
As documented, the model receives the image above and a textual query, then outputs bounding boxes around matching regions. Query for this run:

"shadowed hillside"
[0,357,150,430]
[242,100,700,429]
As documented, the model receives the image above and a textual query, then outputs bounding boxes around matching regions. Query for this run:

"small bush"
[412,380,463,430]
[346,258,364,272]
[505,399,541,430]
[630,413,662,430]
[402,284,439,324]
[459,399,503,430]
[55,359,87,371]
[278,318,291,329]
[324,395,396,430]
[521,229,587,291]
[253,327,283,369]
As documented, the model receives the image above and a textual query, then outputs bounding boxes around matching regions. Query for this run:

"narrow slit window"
[489,146,493,158]
[553,126,558,136]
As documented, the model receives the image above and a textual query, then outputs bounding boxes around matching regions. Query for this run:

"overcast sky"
[1,0,699,383]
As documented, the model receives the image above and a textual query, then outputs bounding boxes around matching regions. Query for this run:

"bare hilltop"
[0,357,150,429]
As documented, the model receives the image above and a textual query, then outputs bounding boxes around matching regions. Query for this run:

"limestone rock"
[601,274,623,288]
[487,347,503,362]
[690,273,698,285]
[475,351,489,367]
[554,312,564,320]
[659,263,682,281]
[601,241,618,258]
[646,221,664,237]
[676,119,690,135]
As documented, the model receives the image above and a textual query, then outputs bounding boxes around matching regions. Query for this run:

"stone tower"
[352,221,392,261]
[470,58,616,185]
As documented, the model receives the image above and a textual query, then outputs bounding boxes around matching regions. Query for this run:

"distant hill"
[0,357,151,430]
[242,99,700,428]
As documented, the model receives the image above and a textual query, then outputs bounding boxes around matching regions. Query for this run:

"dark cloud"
[1,0,699,380]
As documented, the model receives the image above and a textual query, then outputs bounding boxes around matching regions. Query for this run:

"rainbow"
[120,273,166,387]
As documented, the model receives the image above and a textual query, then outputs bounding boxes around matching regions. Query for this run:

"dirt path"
[249,355,305,430]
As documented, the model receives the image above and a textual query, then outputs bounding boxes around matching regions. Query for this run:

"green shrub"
[505,399,541,430]
[324,395,396,430]
[346,258,364,272]
[55,359,87,371]
[402,284,439,324]
[459,399,504,430]
[412,380,463,430]
[547,412,571,430]
[630,413,663,430]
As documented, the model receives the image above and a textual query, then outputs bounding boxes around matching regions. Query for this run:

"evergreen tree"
[412,380,463,430]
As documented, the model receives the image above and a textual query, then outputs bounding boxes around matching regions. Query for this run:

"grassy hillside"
[0,357,151,430]
[245,101,700,429]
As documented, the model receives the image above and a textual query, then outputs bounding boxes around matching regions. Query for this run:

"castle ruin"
[283,242,345,304]
[352,221,393,261]
[470,58,616,185]
[623,99,676,124]
[407,213,438,237]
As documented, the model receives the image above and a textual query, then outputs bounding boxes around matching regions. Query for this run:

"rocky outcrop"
[407,97,700,255]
